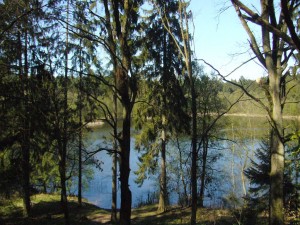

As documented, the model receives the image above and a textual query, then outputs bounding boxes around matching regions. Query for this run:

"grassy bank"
[0,194,238,225]
[0,194,110,225]
[2,194,299,225]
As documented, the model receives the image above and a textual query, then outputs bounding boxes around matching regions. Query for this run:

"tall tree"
[134,0,188,213]
[228,1,297,224]
[244,139,298,215]
[196,74,225,207]
[71,0,93,208]
[102,0,119,220]
[0,0,49,216]
[154,0,197,223]
[101,1,143,224]
[58,0,70,224]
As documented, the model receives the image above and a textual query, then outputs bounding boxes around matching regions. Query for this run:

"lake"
[80,124,156,209]
[79,116,299,209]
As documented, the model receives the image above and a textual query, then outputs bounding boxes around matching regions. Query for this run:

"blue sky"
[189,0,267,80]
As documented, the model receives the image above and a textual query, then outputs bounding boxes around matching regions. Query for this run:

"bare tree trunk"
[156,1,196,222]
[111,141,118,222]
[176,138,189,206]
[59,143,70,225]
[111,75,118,222]
[18,25,31,217]
[21,125,31,217]
[78,39,83,208]
[229,1,288,223]
[119,108,132,225]
[78,121,82,208]
[158,116,167,212]
[102,0,118,221]
[199,136,208,208]
[61,1,70,224]
[190,69,197,225]
[269,75,284,225]
[262,1,285,220]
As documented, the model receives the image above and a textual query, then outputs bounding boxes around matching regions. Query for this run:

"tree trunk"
[59,149,70,225]
[111,143,118,222]
[21,136,31,217]
[158,120,167,213]
[157,27,169,213]
[102,0,118,221]
[43,181,47,194]
[109,1,136,223]
[61,0,70,223]
[78,40,83,208]
[269,74,284,225]
[18,26,31,217]
[199,136,208,208]
[119,109,132,225]
[111,82,118,222]
[176,2,197,222]
[78,101,82,208]
[190,73,197,225]
[229,0,287,224]
[177,138,189,206]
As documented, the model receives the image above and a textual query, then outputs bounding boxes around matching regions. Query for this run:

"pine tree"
[134,0,189,213]
[245,140,297,213]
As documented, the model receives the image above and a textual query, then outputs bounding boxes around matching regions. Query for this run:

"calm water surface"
[81,116,299,209]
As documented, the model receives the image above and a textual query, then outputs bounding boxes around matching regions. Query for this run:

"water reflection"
[81,116,299,209]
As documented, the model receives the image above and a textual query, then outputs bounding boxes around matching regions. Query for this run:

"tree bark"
[102,0,118,221]
[177,2,197,223]
[158,117,167,212]
[18,24,31,217]
[261,0,285,222]
[190,66,197,225]
[61,0,70,223]
[280,0,300,52]
[111,141,118,222]
[59,145,70,225]
[111,78,118,222]
[119,108,132,225]
[116,0,134,222]
[230,1,287,223]
[199,136,208,208]
[78,39,83,208]
[158,1,196,220]
[178,145,189,207]
[21,132,31,217]
[269,74,284,225]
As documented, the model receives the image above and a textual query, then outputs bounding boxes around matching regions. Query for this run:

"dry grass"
[0,194,110,225]
[1,194,298,225]
[131,205,236,225]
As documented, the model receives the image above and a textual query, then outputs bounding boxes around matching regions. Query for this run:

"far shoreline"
[86,120,105,128]
[224,113,300,120]
[86,114,300,128]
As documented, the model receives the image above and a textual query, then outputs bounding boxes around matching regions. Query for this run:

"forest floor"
[0,193,298,225]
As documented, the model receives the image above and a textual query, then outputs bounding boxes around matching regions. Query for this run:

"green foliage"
[133,0,189,189]
[244,140,299,213]
[0,0,299,222]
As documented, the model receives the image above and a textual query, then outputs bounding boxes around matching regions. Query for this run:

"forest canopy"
[0,1,299,225]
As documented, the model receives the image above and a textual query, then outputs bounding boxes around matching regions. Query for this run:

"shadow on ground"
[1,199,110,225]
[131,205,237,225]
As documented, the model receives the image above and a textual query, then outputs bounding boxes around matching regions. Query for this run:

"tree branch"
[231,0,297,50]
[281,0,300,51]
[198,58,270,114]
